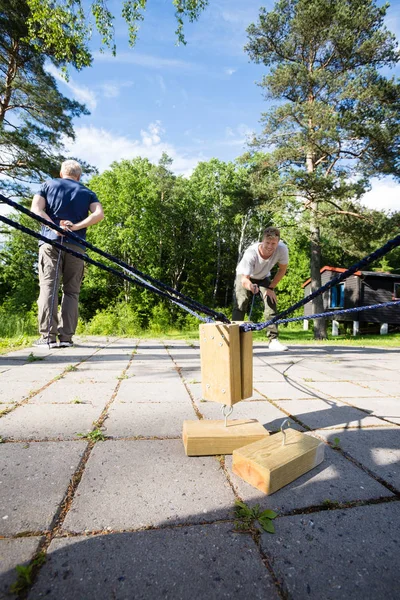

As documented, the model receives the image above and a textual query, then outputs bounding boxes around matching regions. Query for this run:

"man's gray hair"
[61,160,82,179]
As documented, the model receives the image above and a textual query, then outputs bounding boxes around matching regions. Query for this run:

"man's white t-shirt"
[236,241,289,280]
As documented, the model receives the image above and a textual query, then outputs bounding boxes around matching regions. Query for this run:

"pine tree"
[246,0,400,338]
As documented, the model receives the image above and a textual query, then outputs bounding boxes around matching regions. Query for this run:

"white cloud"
[225,68,236,76]
[360,178,400,213]
[46,64,97,111]
[63,123,207,177]
[93,51,201,73]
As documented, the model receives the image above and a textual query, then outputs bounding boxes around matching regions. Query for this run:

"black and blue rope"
[0,194,229,323]
[0,213,218,324]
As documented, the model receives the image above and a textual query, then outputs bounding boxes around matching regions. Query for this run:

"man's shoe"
[33,338,58,349]
[268,338,288,352]
[58,340,74,348]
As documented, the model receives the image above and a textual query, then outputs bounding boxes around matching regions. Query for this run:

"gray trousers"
[232,274,278,339]
[38,243,85,342]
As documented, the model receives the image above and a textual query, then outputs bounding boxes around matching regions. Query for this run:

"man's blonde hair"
[61,160,82,179]
[262,226,280,240]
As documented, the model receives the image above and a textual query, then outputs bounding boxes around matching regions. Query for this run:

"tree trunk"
[310,204,327,339]
[0,39,18,123]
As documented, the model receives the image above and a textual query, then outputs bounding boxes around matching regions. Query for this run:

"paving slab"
[63,440,235,532]
[254,380,329,400]
[225,441,393,512]
[315,426,400,491]
[340,397,400,425]
[0,442,86,534]
[29,524,279,600]
[105,401,197,437]
[307,380,387,398]
[116,380,191,404]
[360,381,400,396]
[261,503,400,600]
[0,404,102,441]
[273,398,386,429]
[0,537,43,599]
[0,338,399,600]
[29,381,117,407]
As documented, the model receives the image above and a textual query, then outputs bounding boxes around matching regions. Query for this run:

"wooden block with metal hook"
[232,428,324,495]
[182,419,269,456]
[199,322,253,406]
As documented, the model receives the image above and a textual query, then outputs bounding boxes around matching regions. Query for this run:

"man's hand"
[264,288,277,303]
[249,281,259,295]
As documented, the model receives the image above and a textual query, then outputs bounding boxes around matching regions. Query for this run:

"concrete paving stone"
[341,397,400,425]
[254,381,329,400]
[115,380,191,404]
[0,367,63,384]
[63,440,235,532]
[253,366,288,382]
[315,426,400,491]
[280,369,338,383]
[0,404,102,441]
[308,381,387,398]
[179,369,202,383]
[76,361,130,373]
[0,537,43,599]
[225,440,393,512]
[30,524,279,600]
[0,441,86,535]
[104,401,197,437]
[360,381,400,396]
[29,381,117,407]
[196,400,289,431]
[122,370,183,383]
[273,398,387,430]
[261,503,400,600]
[0,381,44,404]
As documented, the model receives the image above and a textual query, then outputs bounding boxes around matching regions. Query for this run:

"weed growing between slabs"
[234,500,278,534]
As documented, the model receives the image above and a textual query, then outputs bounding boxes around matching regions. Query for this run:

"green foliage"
[234,500,278,534]
[25,0,209,66]
[0,2,93,194]
[27,352,44,363]
[77,428,106,442]
[10,552,46,594]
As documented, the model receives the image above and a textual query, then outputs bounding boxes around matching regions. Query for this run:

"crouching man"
[232,226,289,351]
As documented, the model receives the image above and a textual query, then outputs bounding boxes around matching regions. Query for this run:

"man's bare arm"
[31,194,54,225]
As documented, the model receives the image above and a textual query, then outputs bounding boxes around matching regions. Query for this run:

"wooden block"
[240,328,253,400]
[232,428,324,495]
[182,419,269,456]
[199,323,242,406]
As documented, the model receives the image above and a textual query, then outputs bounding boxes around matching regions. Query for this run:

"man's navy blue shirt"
[38,178,99,248]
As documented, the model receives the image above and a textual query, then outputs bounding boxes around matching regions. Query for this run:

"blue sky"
[10,0,400,212]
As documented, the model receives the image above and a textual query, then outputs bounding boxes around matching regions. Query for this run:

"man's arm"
[264,263,288,303]
[31,194,55,225]
[240,275,259,294]
[63,202,104,232]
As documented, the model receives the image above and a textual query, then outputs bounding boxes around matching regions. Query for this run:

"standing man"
[31,160,104,348]
[232,226,289,351]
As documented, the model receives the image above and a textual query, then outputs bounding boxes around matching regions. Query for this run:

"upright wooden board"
[182,419,269,456]
[232,428,324,495]
[199,323,242,406]
[240,329,253,399]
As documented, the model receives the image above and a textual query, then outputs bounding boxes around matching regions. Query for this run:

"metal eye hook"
[281,418,291,446]
[221,404,234,427]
